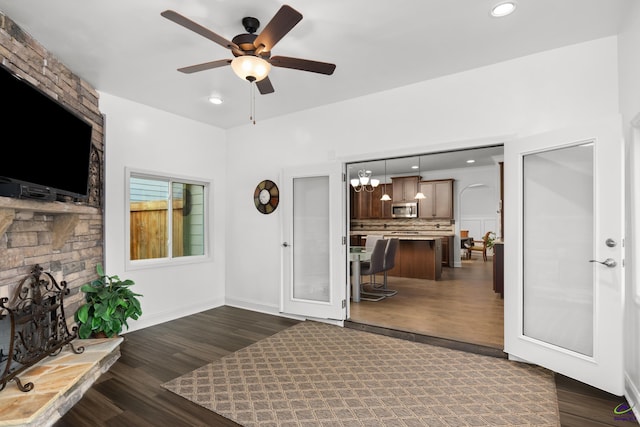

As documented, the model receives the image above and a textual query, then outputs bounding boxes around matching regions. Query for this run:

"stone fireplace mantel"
[0,197,99,250]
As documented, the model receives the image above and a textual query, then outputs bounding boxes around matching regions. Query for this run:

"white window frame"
[125,168,211,270]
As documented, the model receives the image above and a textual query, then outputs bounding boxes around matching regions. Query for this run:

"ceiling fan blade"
[256,77,275,94]
[161,10,241,54]
[270,56,336,75]
[253,5,302,53]
[177,59,232,74]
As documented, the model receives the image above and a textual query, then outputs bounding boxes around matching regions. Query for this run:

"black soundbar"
[0,182,56,201]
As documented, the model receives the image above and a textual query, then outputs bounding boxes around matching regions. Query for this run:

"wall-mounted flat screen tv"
[0,64,93,201]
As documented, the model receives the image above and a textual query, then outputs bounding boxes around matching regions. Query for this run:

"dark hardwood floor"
[56,307,299,427]
[55,306,630,426]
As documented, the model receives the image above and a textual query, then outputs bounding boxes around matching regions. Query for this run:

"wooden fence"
[130,200,183,260]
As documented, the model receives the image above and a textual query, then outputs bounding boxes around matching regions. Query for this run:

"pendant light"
[414,155,426,199]
[380,160,391,201]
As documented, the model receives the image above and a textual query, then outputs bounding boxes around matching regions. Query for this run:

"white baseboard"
[224,297,281,316]
[122,297,225,334]
[625,373,640,424]
[224,298,344,325]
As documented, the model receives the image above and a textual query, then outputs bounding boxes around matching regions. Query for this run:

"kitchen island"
[381,233,442,280]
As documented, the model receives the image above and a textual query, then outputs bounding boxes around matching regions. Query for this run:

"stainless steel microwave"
[391,202,418,218]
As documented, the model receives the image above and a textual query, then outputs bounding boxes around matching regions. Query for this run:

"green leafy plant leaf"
[74,263,143,339]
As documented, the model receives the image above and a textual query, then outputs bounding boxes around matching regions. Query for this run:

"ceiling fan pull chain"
[247,79,256,125]
[250,81,257,125]
[248,81,252,123]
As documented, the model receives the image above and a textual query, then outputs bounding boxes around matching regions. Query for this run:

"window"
[128,171,208,264]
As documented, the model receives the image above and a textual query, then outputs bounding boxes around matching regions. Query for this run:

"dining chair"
[374,237,398,297]
[359,238,389,301]
[469,231,493,261]
[364,234,383,251]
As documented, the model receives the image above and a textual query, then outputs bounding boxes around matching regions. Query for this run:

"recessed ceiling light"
[491,1,516,17]
[466,159,476,164]
[208,96,223,105]
[411,165,419,169]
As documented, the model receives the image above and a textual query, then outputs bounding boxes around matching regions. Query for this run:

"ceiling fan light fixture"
[231,56,271,82]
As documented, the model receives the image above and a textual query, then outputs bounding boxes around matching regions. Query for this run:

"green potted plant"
[75,263,143,338]
[486,232,497,249]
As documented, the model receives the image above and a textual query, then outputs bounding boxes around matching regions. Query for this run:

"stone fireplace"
[0,13,104,329]
[0,12,110,424]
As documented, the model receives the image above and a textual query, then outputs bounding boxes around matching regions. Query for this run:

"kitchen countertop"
[350,231,455,238]
[383,234,440,241]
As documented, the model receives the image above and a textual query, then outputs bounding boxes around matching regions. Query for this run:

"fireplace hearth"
[0,265,121,426]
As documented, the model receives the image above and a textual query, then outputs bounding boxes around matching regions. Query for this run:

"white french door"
[504,116,624,395]
[280,162,346,320]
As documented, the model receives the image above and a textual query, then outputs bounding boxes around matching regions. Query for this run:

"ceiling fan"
[161,5,336,95]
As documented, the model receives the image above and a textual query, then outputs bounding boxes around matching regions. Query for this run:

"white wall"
[99,93,228,332]
[94,34,624,344]
[225,37,619,313]
[619,0,640,411]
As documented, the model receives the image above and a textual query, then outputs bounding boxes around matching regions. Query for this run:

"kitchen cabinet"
[351,187,371,219]
[351,184,392,219]
[441,237,449,266]
[418,179,454,219]
[391,176,419,203]
[370,184,393,219]
[385,238,442,280]
[350,234,364,246]
[493,242,504,298]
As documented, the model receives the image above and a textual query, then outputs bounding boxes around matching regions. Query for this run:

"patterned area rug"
[163,321,560,426]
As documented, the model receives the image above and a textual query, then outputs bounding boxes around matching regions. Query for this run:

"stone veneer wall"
[0,13,104,328]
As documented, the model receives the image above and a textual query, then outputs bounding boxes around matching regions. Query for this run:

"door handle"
[589,258,617,267]
[282,242,290,248]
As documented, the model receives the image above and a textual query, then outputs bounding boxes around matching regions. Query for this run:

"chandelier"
[350,169,380,193]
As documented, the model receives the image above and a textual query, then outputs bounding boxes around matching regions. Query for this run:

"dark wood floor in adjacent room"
[55,306,629,427]
[349,256,503,349]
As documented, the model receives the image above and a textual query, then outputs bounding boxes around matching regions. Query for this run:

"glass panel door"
[293,176,330,301]
[281,162,346,320]
[504,116,624,395]
[523,144,593,355]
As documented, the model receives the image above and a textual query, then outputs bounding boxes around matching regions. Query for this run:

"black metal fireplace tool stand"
[0,264,84,392]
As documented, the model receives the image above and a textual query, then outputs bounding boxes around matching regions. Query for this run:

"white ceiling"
[0,0,631,130]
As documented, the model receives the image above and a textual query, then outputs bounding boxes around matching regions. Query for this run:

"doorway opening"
[346,145,504,350]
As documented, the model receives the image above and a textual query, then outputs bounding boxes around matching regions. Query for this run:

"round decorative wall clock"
[254,180,279,214]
